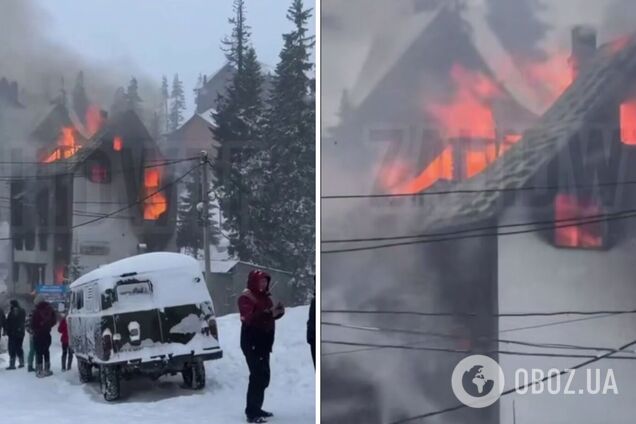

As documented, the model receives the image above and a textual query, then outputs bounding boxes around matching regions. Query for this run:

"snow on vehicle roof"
[71,252,201,288]
[70,253,213,313]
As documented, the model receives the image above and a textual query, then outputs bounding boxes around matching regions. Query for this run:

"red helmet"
[247,269,271,292]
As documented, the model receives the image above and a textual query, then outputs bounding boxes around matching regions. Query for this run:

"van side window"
[75,289,84,311]
[85,284,99,313]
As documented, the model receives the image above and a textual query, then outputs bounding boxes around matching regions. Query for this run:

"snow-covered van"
[68,252,222,401]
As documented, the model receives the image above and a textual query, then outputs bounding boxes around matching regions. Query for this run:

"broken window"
[554,193,604,248]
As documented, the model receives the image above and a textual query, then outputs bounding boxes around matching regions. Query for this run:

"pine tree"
[212,0,265,261]
[126,77,142,112]
[161,75,170,133]
[169,74,186,132]
[72,71,89,124]
[247,0,315,299]
[177,167,220,257]
[110,87,128,117]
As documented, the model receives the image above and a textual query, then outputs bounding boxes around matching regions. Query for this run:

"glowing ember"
[85,105,105,136]
[620,100,636,145]
[54,265,65,284]
[554,194,603,248]
[113,136,123,151]
[427,65,501,139]
[144,169,167,220]
[43,127,80,163]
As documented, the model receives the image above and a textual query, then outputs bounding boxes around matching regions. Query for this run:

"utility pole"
[200,151,212,285]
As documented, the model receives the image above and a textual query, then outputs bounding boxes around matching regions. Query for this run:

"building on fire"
[0,88,177,298]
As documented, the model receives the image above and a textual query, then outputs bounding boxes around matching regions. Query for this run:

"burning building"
[340,26,636,423]
[6,93,176,295]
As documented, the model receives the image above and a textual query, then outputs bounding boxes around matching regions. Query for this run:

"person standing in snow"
[31,296,57,377]
[238,270,285,423]
[307,294,315,368]
[25,309,35,372]
[5,300,26,370]
[58,313,73,371]
[0,304,6,337]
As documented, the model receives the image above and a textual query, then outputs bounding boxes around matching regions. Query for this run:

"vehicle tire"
[181,360,206,390]
[78,359,92,383]
[100,365,121,402]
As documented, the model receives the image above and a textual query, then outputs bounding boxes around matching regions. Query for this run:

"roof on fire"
[406,34,636,232]
[38,109,158,177]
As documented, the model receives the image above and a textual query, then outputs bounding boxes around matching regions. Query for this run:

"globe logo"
[451,355,505,408]
[462,365,495,397]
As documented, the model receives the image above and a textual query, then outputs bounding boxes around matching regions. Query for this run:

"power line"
[322,313,627,357]
[321,307,636,318]
[322,208,636,244]
[322,340,636,360]
[321,179,636,200]
[387,337,636,423]
[321,321,625,354]
[321,208,636,254]
[0,163,202,241]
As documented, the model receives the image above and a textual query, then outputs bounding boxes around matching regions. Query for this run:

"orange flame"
[113,136,123,151]
[43,127,80,163]
[85,105,105,136]
[392,146,454,193]
[620,100,636,145]
[144,168,167,220]
[426,65,501,139]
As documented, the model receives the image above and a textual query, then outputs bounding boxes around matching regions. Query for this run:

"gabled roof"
[408,34,636,232]
[38,110,156,177]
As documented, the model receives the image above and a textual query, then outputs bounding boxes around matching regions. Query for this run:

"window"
[74,289,84,311]
[620,100,636,145]
[85,152,111,184]
[554,194,604,248]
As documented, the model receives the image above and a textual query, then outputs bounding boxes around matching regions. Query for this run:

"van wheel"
[100,365,121,401]
[78,359,92,383]
[182,360,206,390]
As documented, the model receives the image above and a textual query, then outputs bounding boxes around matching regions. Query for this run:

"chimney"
[570,25,597,80]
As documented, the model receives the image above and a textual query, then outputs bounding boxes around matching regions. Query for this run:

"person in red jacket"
[31,296,57,378]
[58,314,73,371]
[238,270,285,423]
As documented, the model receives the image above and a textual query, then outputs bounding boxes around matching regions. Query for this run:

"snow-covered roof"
[197,108,217,127]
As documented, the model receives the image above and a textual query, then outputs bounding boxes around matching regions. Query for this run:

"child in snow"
[58,314,73,371]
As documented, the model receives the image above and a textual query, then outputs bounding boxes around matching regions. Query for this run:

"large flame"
[426,64,501,139]
[43,127,80,163]
[85,105,105,136]
[144,168,167,220]
[517,51,572,108]
[392,146,454,193]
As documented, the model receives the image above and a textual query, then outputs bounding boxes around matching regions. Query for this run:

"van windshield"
[116,280,153,298]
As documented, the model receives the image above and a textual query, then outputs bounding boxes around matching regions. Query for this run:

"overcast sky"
[35,0,316,116]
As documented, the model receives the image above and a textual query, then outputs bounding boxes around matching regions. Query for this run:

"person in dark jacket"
[307,295,315,368]
[58,314,73,371]
[238,270,285,423]
[5,300,26,370]
[31,296,57,377]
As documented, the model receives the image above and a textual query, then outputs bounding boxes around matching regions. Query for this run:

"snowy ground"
[0,306,315,424]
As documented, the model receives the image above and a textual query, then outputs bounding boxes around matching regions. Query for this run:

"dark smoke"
[0,0,158,117]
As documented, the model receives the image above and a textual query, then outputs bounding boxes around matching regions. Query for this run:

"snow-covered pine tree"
[212,0,265,262]
[72,71,89,125]
[249,0,315,299]
[177,166,220,258]
[126,77,142,113]
[169,74,186,132]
